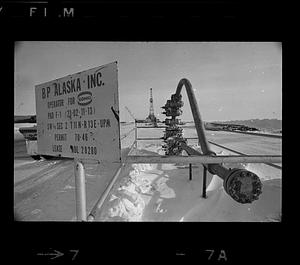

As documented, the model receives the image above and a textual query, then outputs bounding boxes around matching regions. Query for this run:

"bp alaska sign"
[35,61,121,163]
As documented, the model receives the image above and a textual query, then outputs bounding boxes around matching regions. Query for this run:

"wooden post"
[74,160,87,221]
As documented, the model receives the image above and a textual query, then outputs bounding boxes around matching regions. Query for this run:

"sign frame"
[35,61,121,163]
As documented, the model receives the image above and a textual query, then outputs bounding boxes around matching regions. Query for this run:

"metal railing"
[78,79,282,221]
[125,154,282,164]
[84,131,281,221]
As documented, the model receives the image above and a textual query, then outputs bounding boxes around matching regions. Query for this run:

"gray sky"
[14,42,282,121]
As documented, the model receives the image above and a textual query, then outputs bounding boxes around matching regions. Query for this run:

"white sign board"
[35,61,121,163]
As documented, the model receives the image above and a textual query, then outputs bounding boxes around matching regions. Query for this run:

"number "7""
[70,250,79,261]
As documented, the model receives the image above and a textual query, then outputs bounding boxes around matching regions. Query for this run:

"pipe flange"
[224,169,262,204]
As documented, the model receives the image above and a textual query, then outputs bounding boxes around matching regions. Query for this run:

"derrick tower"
[146,88,157,122]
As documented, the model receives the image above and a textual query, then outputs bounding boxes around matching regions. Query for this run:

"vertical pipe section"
[74,160,87,221]
[189,164,192,180]
[135,121,137,149]
[202,165,207,198]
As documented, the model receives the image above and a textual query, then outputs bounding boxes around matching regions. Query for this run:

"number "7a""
[205,249,227,261]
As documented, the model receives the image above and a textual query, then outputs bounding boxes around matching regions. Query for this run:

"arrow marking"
[37,249,64,260]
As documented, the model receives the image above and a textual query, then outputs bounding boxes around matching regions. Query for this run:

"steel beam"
[216,129,282,139]
[136,137,163,140]
[125,154,281,164]
[87,164,124,221]
[136,126,167,128]
[208,140,282,170]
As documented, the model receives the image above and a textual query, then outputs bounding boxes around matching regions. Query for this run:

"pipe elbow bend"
[178,78,191,87]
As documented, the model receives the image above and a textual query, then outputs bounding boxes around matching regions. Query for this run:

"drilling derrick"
[145,88,157,123]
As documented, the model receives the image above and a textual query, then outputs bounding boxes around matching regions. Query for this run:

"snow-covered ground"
[14,123,281,221]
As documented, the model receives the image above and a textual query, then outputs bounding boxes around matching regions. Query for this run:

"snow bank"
[101,143,281,222]
[101,162,178,221]
[181,178,281,222]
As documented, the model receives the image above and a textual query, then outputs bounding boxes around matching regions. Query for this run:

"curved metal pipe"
[175,78,214,156]
[175,78,221,175]
[174,78,262,204]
